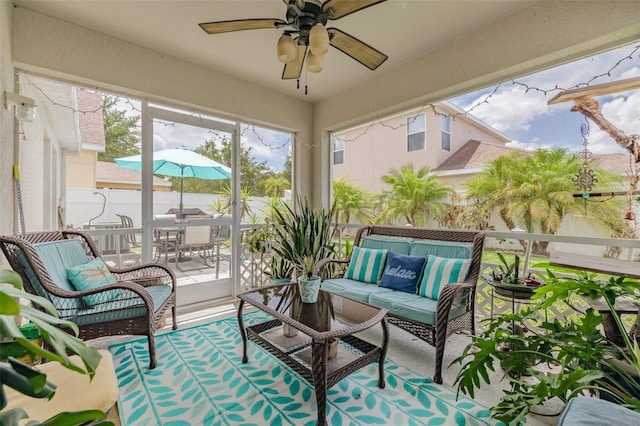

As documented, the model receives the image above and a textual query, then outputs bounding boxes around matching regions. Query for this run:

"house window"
[333,137,344,165]
[407,113,425,152]
[441,115,451,151]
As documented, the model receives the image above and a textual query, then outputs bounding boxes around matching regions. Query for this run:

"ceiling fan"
[199,0,388,81]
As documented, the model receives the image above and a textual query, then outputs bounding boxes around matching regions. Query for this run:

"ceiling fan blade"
[327,28,388,70]
[323,0,387,20]
[282,45,308,80]
[199,18,286,34]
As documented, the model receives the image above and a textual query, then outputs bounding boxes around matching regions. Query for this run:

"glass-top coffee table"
[237,283,389,426]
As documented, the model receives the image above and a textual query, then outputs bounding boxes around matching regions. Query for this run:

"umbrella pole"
[179,176,184,220]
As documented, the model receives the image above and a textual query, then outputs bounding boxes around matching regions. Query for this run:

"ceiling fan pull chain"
[305,85,308,95]
[297,79,300,90]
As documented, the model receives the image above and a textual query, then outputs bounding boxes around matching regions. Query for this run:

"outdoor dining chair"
[0,230,177,369]
[175,214,215,271]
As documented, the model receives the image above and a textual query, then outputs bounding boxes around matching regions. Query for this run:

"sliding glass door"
[140,103,240,309]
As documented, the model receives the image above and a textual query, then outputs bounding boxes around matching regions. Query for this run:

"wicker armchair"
[0,230,177,369]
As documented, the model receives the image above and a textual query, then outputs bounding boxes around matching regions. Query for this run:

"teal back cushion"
[345,246,388,284]
[26,239,90,312]
[361,236,411,255]
[409,240,472,260]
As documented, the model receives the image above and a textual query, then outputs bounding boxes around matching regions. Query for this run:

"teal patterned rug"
[109,312,499,426]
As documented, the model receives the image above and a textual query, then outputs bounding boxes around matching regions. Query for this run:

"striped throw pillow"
[418,255,471,300]
[345,246,388,284]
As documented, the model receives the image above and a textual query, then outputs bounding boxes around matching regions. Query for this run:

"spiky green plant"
[272,198,335,280]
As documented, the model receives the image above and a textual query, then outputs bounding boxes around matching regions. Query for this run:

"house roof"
[96,161,172,187]
[435,141,633,175]
[594,153,635,174]
[77,89,105,151]
[435,140,518,172]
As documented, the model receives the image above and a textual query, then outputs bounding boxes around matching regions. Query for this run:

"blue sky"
[450,41,640,156]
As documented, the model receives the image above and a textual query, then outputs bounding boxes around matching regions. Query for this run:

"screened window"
[441,115,451,151]
[333,137,344,165]
[407,113,425,152]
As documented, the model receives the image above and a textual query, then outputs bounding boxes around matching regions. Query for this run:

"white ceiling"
[13,0,535,102]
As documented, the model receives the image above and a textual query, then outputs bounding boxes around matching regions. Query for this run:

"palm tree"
[332,179,373,225]
[464,148,625,253]
[264,176,290,197]
[379,164,455,226]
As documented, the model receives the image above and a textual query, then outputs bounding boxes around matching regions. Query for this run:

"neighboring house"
[434,140,520,189]
[95,161,171,192]
[66,90,171,192]
[332,101,510,193]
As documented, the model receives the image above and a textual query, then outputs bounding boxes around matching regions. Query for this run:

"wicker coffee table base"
[237,302,389,426]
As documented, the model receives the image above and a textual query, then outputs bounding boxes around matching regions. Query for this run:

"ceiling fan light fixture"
[277,34,296,63]
[309,24,329,56]
[307,50,323,73]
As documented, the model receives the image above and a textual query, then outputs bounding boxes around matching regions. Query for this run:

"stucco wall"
[67,150,97,189]
[0,2,14,245]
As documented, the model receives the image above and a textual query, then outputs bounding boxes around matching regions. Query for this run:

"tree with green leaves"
[464,148,625,253]
[265,176,290,197]
[176,137,277,196]
[98,95,140,162]
[378,164,455,226]
[332,178,373,225]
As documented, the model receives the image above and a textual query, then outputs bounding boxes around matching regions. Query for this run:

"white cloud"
[620,66,640,80]
[464,86,549,132]
[506,139,553,151]
[586,90,640,154]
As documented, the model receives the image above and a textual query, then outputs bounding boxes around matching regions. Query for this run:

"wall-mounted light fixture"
[4,91,36,122]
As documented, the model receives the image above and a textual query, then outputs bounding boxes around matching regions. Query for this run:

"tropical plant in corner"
[0,269,110,426]
[452,271,640,425]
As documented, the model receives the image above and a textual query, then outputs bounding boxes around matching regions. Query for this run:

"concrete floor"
[93,302,561,425]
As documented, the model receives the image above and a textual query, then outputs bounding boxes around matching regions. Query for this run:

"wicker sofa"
[317,226,485,384]
[0,230,177,369]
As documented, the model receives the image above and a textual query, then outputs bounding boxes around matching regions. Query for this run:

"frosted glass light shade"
[277,34,296,63]
[307,51,323,73]
[309,24,329,55]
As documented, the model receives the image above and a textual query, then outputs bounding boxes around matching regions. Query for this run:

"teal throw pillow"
[378,252,426,294]
[418,255,471,300]
[345,246,388,284]
[66,258,120,306]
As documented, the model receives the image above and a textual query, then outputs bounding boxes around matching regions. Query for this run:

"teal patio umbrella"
[116,147,231,218]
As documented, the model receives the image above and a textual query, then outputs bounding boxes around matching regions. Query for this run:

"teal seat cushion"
[369,290,467,325]
[558,396,640,425]
[321,278,391,303]
[361,236,411,255]
[66,258,121,306]
[71,284,173,326]
[409,240,472,259]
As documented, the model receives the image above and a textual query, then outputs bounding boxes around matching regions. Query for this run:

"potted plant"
[453,271,640,426]
[297,255,321,303]
[0,269,109,426]
[244,222,275,254]
[265,256,294,284]
[272,197,335,283]
[488,253,543,298]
